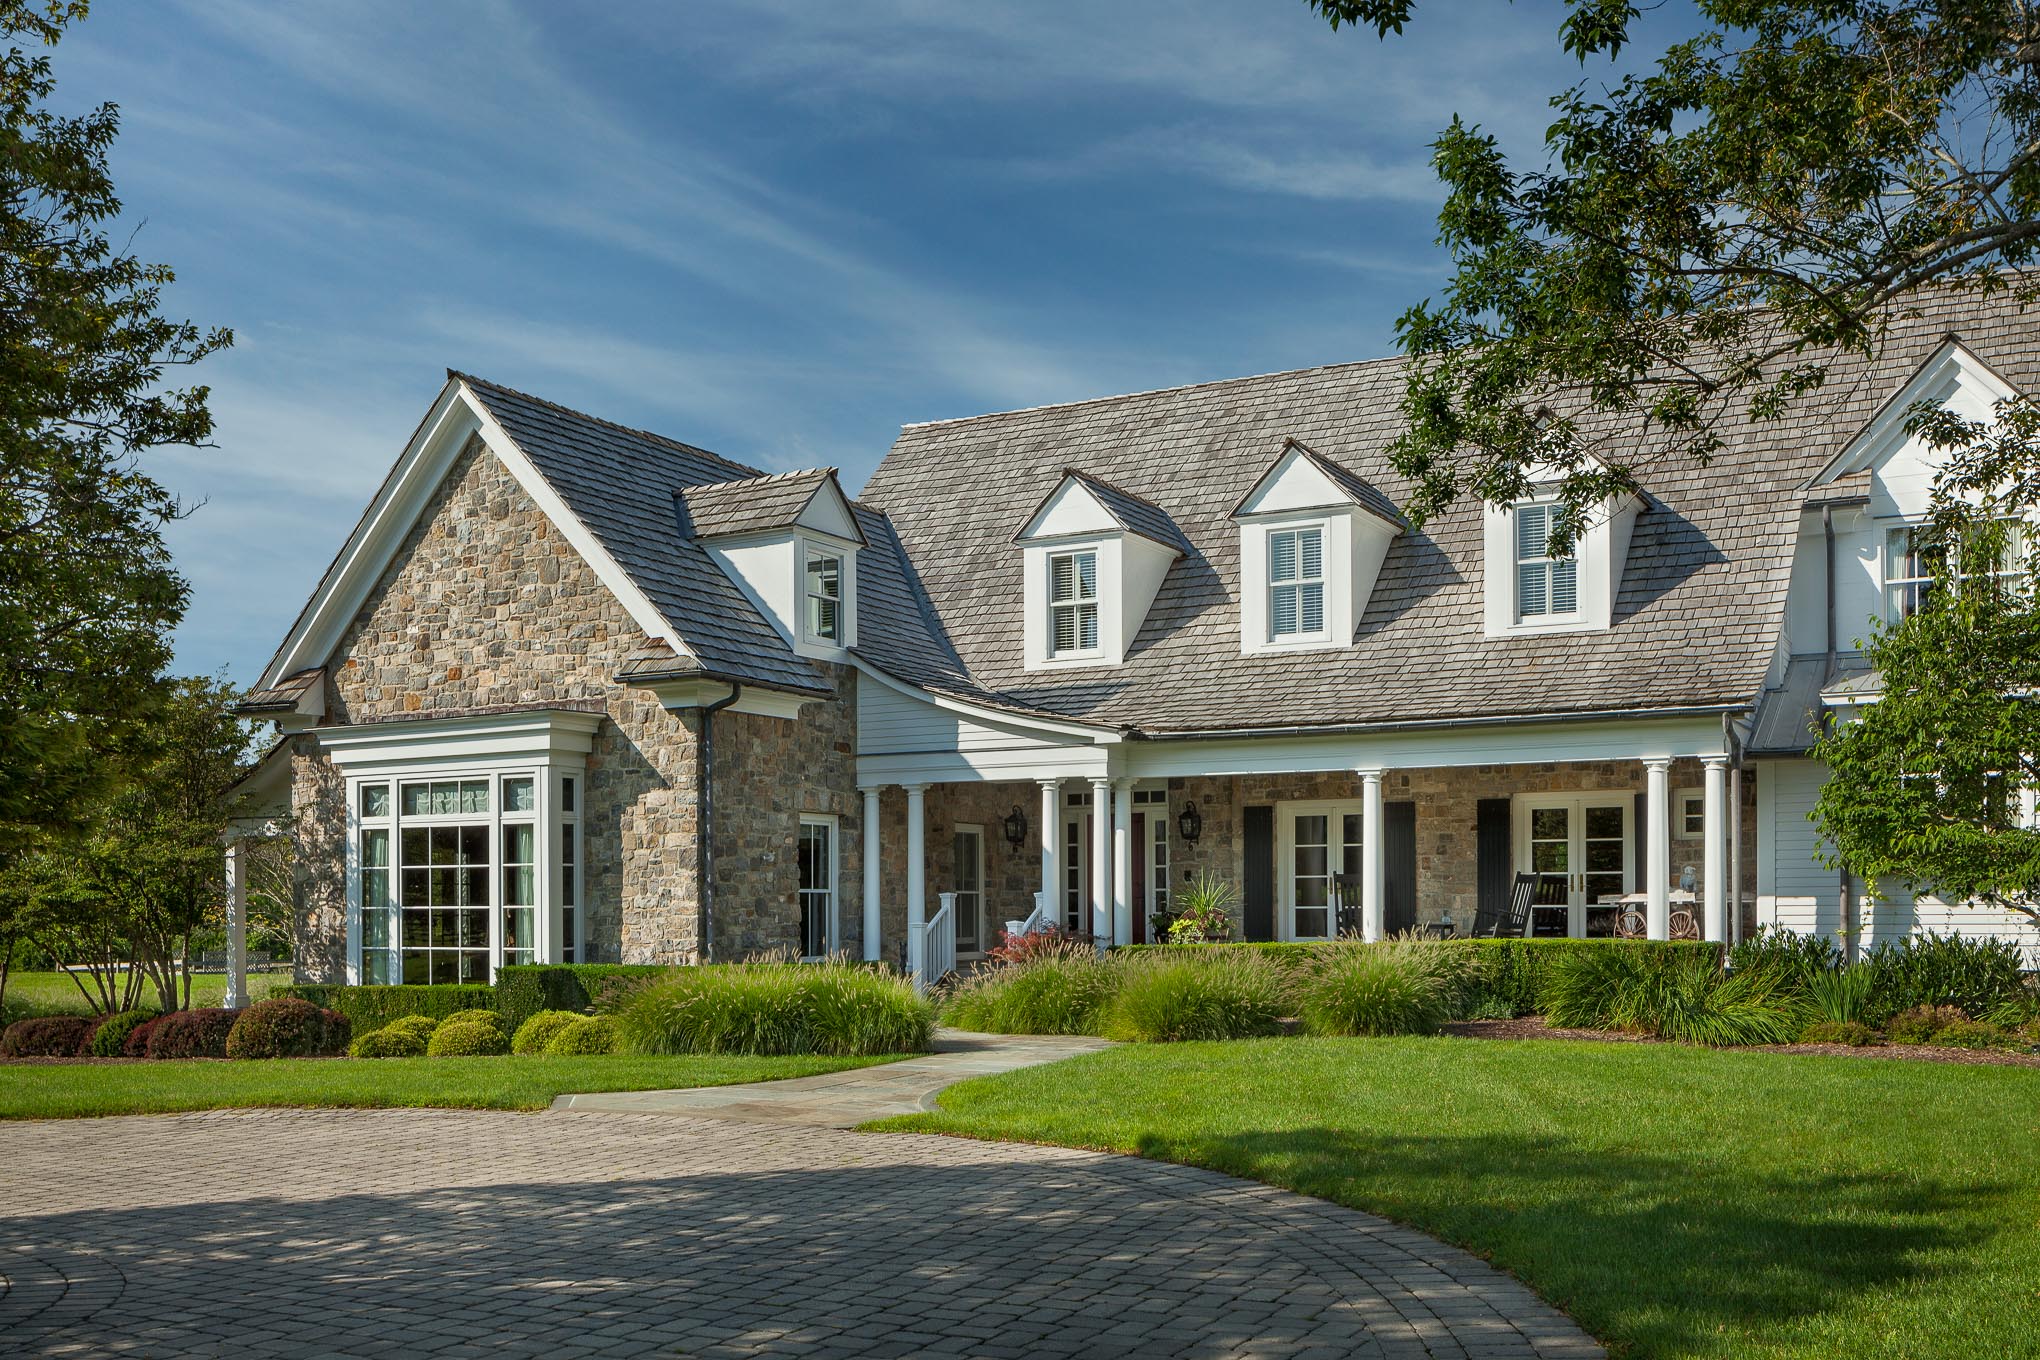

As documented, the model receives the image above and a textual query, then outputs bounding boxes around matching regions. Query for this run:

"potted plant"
[1167,873,1237,943]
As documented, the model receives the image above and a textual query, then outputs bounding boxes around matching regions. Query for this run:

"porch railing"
[914,892,958,991]
[1004,890,1054,942]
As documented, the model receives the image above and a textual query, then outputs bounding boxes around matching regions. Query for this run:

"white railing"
[913,891,957,991]
[1003,890,1054,942]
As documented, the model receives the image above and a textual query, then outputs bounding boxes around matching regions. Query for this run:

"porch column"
[1728,762,1744,945]
[1360,769,1385,942]
[1111,778,1135,947]
[1645,758,1671,941]
[860,785,882,962]
[225,838,249,1009]
[1089,776,1112,946]
[1037,778,1061,929]
[1702,755,1729,942]
[905,784,928,979]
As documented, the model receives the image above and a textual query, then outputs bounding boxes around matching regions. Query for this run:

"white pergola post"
[860,785,883,962]
[905,784,928,979]
[1702,755,1729,942]
[1089,776,1112,947]
[224,838,249,1010]
[1645,757,1671,941]
[1037,778,1061,930]
[1360,769,1385,942]
[1111,778,1134,947]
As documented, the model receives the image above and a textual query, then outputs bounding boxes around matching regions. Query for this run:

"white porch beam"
[1645,758,1671,941]
[1089,776,1112,946]
[1360,770,1385,942]
[905,784,928,978]
[1111,778,1135,948]
[1038,778,1062,930]
[224,840,249,1010]
[1703,755,1729,942]
[860,785,882,963]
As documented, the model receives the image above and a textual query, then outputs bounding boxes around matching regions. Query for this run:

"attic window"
[1048,550,1100,656]
[804,550,843,642]
[1268,526,1326,639]
[1514,503,1578,620]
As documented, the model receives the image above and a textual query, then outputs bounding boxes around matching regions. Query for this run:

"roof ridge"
[683,466,837,495]
[451,370,765,478]
[897,353,1409,431]
[1063,467,1176,517]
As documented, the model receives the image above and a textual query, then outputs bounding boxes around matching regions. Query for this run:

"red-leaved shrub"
[0,1015,95,1057]
[144,1008,241,1059]
[986,926,1085,965]
[225,998,351,1058]
[122,1015,166,1057]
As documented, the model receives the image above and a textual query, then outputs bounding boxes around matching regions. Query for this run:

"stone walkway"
[0,1044,1605,1359]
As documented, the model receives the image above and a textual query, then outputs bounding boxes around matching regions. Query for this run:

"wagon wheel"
[1616,910,1647,939]
[1668,909,1700,941]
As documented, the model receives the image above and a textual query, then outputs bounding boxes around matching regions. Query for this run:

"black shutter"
[1635,792,1647,889]
[1476,797,1511,922]
[1385,800,1418,935]
[1243,805,1276,942]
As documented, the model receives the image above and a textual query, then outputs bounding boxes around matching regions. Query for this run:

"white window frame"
[951,822,985,957]
[1267,524,1329,643]
[557,772,582,964]
[1512,501,1581,623]
[797,814,838,960]
[803,548,844,644]
[1047,549,1102,659]
[1275,800,1366,943]
[1884,519,2027,622]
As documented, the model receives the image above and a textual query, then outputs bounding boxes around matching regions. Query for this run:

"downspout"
[1822,503,1838,685]
[696,683,742,965]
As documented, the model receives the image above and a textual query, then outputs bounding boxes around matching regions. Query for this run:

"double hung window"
[1514,503,1578,620]
[1886,522,2026,621]
[1268,527,1326,639]
[805,551,843,642]
[1048,550,1099,656]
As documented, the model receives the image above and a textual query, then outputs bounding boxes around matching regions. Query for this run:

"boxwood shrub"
[275,984,494,1034]
[87,1009,160,1057]
[144,1008,242,1059]
[494,965,670,1032]
[349,1014,439,1059]
[426,1011,510,1057]
[225,998,351,1059]
[511,1009,584,1055]
[546,1015,619,1055]
[0,1014,95,1057]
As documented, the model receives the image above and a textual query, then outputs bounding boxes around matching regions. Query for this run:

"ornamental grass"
[611,960,932,1057]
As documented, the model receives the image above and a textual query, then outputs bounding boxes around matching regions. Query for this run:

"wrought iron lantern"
[1177,801,1203,843]
[1003,805,1029,850]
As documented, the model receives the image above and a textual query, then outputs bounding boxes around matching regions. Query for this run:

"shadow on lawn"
[1135,1124,2007,1357]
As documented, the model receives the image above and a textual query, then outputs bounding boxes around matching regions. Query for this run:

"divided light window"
[1515,503,1578,620]
[1049,550,1099,656]
[1268,526,1325,639]
[1886,522,2026,621]
[805,550,843,641]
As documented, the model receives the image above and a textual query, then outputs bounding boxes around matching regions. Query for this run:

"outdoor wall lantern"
[1003,805,1029,851]
[1177,801,1203,844]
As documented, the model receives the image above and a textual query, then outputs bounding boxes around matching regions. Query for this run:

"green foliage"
[1167,872,1238,942]
[1798,1020,1879,1047]
[491,964,669,1033]
[1541,946,1658,1030]
[1926,1018,2018,1051]
[1886,1004,1970,1045]
[1806,966,1876,1025]
[511,1010,583,1056]
[1860,933,2030,1025]
[612,961,932,1057]
[85,1007,157,1057]
[1545,949,1805,1045]
[1297,941,1464,1037]
[545,1015,619,1056]
[224,997,349,1060]
[425,1013,509,1058]
[1728,927,1842,991]
[941,941,1118,1035]
[0,1014,91,1056]
[349,1015,438,1059]
[1103,949,1287,1043]
[275,984,493,1035]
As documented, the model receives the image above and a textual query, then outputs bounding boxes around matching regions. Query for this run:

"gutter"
[696,682,742,964]
[1131,702,1750,743]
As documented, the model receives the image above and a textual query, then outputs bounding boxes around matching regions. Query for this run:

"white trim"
[950,822,986,956]
[1673,785,1705,839]
[1511,792,1636,938]
[798,813,840,959]
[851,659,1122,742]
[316,709,603,774]
[1809,339,2019,487]
[639,678,817,720]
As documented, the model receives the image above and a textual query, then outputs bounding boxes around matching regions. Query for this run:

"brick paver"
[0,1109,1602,1358]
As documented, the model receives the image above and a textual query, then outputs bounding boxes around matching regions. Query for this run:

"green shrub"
[546,1015,619,1055]
[1298,942,1464,1037]
[1805,966,1875,1024]
[440,1008,500,1028]
[511,1009,584,1055]
[225,998,351,1059]
[1615,959,1806,1046]
[1541,947,1659,1030]
[493,964,670,1033]
[1103,948,1287,1042]
[942,942,1118,1035]
[274,984,493,1034]
[1728,926,1842,990]
[86,1008,159,1058]
[350,1013,439,1058]
[1927,1018,2018,1050]
[613,960,932,1056]
[1799,1019,1879,1046]
[1861,932,2029,1025]
[425,1012,510,1057]
[1168,872,1238,942]
[0,1014,94,1057]
[1983,984,2039,1028]
[1886,1003,1969,1045]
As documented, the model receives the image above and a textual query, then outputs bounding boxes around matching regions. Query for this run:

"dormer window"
[1513,503,1579,621]
[804,550,843,642]
[1268,526,1327,639]
[1048,549,1100,656]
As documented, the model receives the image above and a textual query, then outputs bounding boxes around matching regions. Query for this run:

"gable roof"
[678,467,867,544]
[1014,468,1191,553]
[1232,437,1406,529]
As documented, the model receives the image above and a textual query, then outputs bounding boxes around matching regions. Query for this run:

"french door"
[1062,790,1092,934]
[1515,796,1631,937]
[952,825,984,955]
[1280,804,1365,941]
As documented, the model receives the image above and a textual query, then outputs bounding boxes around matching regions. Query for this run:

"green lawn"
[878,1037,2040,1360]
[3,968,294,1020]
[0,1052,896,1120]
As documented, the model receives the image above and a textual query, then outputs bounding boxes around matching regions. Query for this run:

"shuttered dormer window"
[1514,503,1578,620]
[1268,526,1326,639]
[804,550,842,642]
[1048,550,1100,656]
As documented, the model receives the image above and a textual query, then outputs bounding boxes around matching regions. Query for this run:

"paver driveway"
[0,1106,1601,1359]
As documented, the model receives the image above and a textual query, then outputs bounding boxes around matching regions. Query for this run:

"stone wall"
[289,739,348,982]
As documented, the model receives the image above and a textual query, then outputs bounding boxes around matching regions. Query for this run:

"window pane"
[1550,559,1578,614]
[1272,584,1299,635]
[401,783,430,817]
[1517,504,1547,558]
[1270,531,1298,584]
[503,777,535,814]
[459,780,489,815]
[1053,605,1076,653]
[1299,582,1325,634]
[361,828,390,870]
[1518,560,1548,616]
[1298,528,1322,579]
[1051,553,1074,602]
[1075,552,1096,598]
[1584,805,1624,839]
[561,778,576,813]
[1076,602,1098,650]
[360,784,390,819]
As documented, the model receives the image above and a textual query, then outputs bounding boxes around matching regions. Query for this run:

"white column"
[1038,778,1061,929]
[1702,755,1729,943]
[860,786,882,962]
[1111,779,1135,947]
[225,838,249,1009]
[1089,777,1112,945]
[905,784,928,979]
[1728,762,1744,945]
[1645,758,1671,941]
[1360,770,1385,942]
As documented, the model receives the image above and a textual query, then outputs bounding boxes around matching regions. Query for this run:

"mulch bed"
[1443,1016,2040,1068]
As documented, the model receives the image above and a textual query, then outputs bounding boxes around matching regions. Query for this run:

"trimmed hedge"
[511,1010,583,1055]
[275,984,494,1035]
[87,1009,160,1058]
[226,998,351,1059]
[426,1012,510,1057]
[0,1014,95,1057]
[144,1008,242,1059]
[122,1015,166,1057]
[494,965,670,1032]
[546,1015,619,1055]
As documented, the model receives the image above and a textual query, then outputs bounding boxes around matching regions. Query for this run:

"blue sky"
[58,1,1654,682]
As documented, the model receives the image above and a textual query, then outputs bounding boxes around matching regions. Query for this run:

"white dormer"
[1015,470,1186,670]
[689,469,864,661]
[1230,439,1403,657]
[1481,489,1639,637]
